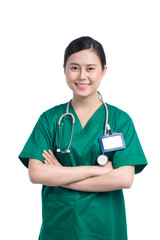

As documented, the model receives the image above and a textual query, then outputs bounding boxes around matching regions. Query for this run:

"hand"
[105,160,113,171]
[42,150,62,167]
[62,161,114,191]
[100,161,113,174]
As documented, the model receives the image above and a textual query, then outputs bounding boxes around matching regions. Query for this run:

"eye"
[88,67,95,71]
[71,66,79,71]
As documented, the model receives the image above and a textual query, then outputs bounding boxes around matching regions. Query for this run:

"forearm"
[62,166,135,192]
[29,159,107,186]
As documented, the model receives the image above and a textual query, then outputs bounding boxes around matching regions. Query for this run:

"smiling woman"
[68,62,96,90]
[18,36,147,240]
[64,49,107,99]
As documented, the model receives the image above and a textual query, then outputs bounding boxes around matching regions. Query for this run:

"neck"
[71,92,102,109]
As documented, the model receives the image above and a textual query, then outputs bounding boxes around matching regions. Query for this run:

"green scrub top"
[19,102,147,240]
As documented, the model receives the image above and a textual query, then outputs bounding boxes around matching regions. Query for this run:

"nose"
[78,68,87,81]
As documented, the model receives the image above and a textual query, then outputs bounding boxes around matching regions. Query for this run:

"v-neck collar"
[69,103,104,133]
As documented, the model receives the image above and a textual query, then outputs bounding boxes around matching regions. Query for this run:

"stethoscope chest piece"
[97,154,108,166]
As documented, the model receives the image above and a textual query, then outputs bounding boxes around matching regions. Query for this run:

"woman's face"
[64,49,107,98]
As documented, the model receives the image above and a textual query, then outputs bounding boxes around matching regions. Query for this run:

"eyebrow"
[70,63,97,66]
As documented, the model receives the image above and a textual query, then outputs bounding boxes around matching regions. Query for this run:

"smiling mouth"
[75,83,90,89]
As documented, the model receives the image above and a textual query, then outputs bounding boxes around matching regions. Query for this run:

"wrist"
[90,166,105,176]
[90,164,113,177]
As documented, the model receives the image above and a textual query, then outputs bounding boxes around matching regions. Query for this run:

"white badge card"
[99,133,126,153]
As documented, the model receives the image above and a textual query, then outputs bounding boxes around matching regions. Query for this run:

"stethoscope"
[57,92,112,165]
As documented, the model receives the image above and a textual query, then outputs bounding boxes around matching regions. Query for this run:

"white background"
[0,0,160,239]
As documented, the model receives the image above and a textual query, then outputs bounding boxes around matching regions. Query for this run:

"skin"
[64,49,107,128]
[29,49,135,191]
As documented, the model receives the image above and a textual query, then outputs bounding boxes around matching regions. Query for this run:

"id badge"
[99,133,126,153]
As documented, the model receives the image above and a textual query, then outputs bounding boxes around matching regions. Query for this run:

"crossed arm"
[28,150,135,192]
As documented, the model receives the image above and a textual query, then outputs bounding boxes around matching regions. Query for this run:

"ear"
[101,65,107,78]
[64,67,66,75]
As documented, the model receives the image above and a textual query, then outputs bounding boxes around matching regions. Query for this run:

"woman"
[19,36,147,240]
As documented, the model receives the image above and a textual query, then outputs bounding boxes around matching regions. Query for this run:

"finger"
[44,150,57,162]
[48,149,54,156]
[43,150,53,159]
[43,155,55,165]
[42,151,54,164]
[43,150,62,166]
[47,150,59,163]
[43,150,58,165]
[44,159,49,165]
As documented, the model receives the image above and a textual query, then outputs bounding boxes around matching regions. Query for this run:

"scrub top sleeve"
[113,117,148,174]
[18,113,53,168]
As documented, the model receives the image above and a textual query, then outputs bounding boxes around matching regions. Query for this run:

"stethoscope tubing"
[57,92,111,154]
[57,112,75,153]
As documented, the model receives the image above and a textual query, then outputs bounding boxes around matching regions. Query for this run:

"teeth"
[76,83,89,86]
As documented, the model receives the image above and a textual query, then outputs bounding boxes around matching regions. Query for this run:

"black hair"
[64,36,106,69]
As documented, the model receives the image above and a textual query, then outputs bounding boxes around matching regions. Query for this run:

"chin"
[73,90,97,99]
